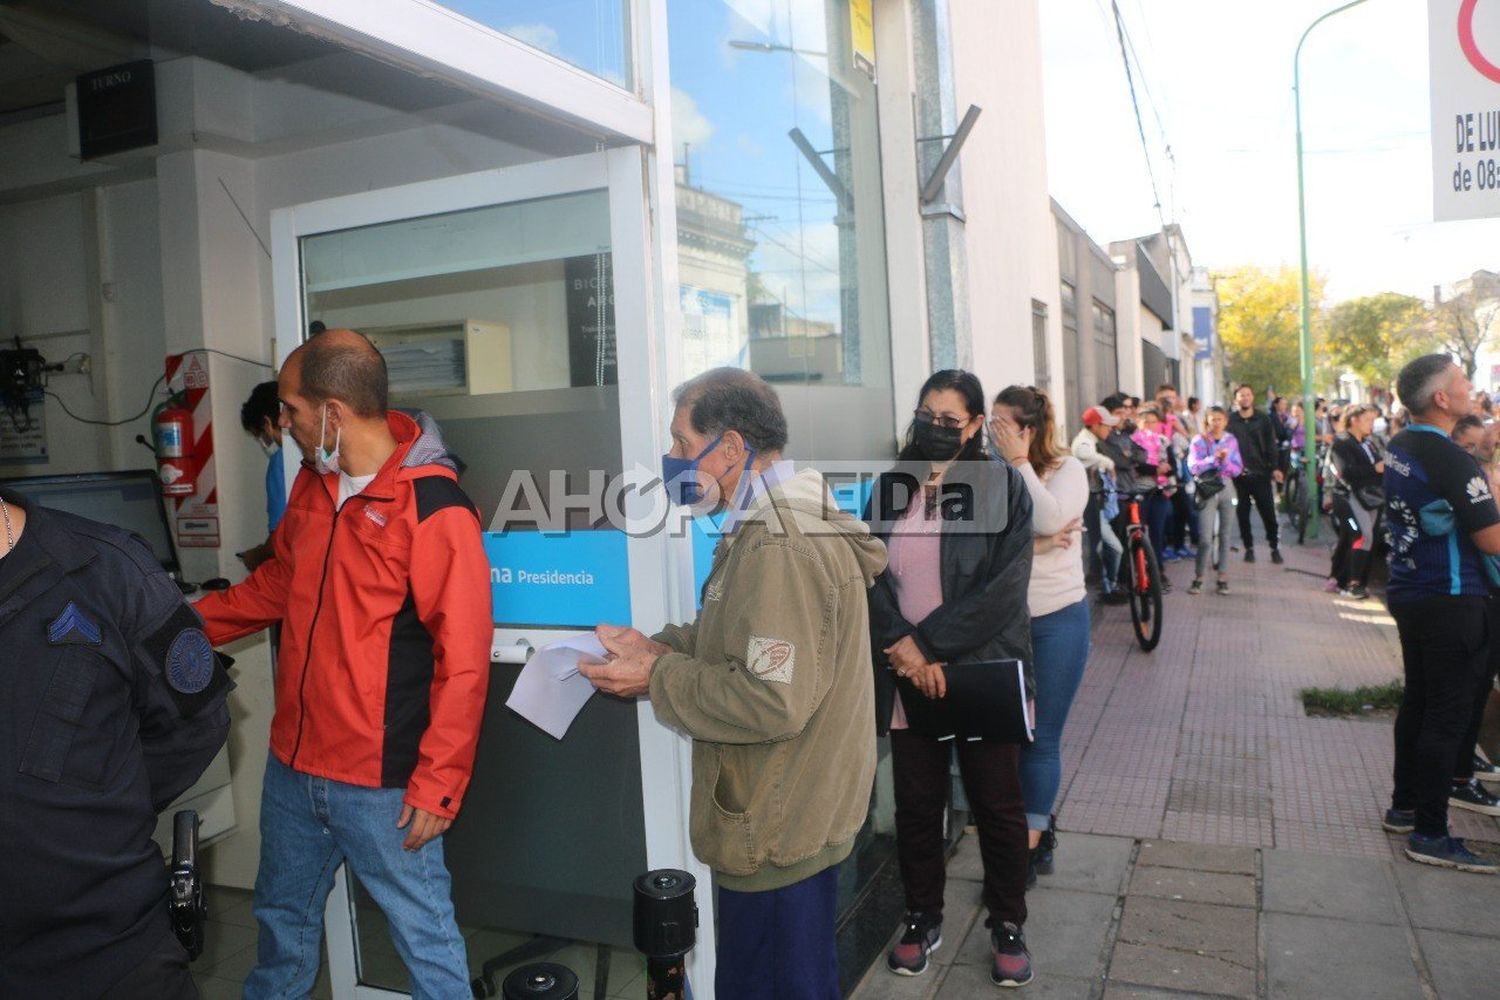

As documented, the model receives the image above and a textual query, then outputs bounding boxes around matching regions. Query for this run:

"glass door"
[269,149,711,999]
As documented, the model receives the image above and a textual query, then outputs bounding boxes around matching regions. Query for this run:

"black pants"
[1456,597,1500,781]
[1234,474,1279,551]
[1390,597,1490,837]
[1168,487,1198,549]
[103,926,198,1000]
[891,730,1027,928]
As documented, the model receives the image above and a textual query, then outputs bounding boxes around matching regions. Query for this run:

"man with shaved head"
[196,329,492,997]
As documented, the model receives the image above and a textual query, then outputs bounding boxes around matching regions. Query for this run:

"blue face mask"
[662,435,724,507]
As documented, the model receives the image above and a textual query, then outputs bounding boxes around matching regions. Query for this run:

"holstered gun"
[169,810,206,960]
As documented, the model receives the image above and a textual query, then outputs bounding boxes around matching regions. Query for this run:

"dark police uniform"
[0,491,232,1000]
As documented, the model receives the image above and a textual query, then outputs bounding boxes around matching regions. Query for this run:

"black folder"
[895,659,1034,743]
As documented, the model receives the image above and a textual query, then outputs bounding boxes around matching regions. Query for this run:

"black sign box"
[77,60,158,160]
[565,252,618,387]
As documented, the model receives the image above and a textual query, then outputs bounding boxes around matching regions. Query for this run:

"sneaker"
[1474,754,1500,785]
[887,912,942,976]
[1347,584,1370,600]
[1188,578,1203,595]
[990,922,1034,988]
[1323,577,1340,593]
[1480,745,1496,766]
[1271,548,1285,565]
[1244,549,1256,563]
[1161,548,1180,562]
[1337,587,1355,598]
[1449,778,1500,816]
[1034,826,1056,876]
[1405,833,1500,874]
[1101,590,1129,606]
[1382,808,1415,833]
[1216,580,1231,596]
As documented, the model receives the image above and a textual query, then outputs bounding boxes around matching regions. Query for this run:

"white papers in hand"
[504,633,609,740]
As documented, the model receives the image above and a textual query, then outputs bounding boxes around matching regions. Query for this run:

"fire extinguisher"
[154,400,196,497]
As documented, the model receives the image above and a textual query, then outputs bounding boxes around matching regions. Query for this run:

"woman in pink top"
[865,370,1036,987]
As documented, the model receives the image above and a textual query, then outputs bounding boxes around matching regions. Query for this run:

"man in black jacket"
[1228,384,1285,563]
[0,489,232,999]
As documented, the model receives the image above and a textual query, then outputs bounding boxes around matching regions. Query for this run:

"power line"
[1110,0,1167,231]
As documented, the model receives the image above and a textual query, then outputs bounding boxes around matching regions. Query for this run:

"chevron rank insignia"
[47,601,102,646]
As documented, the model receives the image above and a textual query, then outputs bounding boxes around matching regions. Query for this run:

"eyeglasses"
[914,408,967,430]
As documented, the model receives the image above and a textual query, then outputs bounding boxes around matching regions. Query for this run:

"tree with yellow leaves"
[1214,264,1325,399]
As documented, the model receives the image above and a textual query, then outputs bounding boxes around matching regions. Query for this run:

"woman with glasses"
[991,385,1089,888]
[866,370,1037,988]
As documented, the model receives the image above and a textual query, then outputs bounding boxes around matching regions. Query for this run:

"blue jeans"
[245,754,470,1000]
[716,865,840,1000]
[1020,600,1091,831]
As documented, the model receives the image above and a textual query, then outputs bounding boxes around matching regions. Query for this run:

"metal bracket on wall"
[917,104,982,205]
[787,127,852,211]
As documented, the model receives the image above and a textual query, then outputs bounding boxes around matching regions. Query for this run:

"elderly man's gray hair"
[673,367,789,453]
[1396,353,1456,417]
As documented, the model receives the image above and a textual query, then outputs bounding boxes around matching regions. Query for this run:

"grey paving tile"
[1115,897,1256,968]
[1391,855,1500,935]
[1102,986,1223,999]
[1127,866,1256,908]
[1264,913,1421,1000]
[1262,849,1403,925]
[846,962,942,1000]
[946,833,983,883]
[1042,832,1136,896]
[1107,941,1256,998]
[190,976,244,1000]
[196,919,257,975]
[1416,929,1500,1000]
[953,886,1117,981]
[1135,841,1256,876]
[934,962,1092,998]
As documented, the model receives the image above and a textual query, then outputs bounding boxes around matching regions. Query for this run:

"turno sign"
[1432,0,1500,220]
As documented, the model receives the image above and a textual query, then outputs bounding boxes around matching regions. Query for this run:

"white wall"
[949,0,1063,412]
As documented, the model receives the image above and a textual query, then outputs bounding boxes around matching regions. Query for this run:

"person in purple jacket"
[1187,406,1244,595]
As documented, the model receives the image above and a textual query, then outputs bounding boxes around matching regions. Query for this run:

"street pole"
[1294,0,1369,542]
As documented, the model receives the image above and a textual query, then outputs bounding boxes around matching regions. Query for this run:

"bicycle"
[1117,489,1165,652]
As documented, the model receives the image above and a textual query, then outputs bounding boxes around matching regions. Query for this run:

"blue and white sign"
[484,530,632,627]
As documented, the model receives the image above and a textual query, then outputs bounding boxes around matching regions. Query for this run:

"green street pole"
[1294,0,1369,542]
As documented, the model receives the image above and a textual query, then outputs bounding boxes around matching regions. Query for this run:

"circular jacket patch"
[166,628,215,694]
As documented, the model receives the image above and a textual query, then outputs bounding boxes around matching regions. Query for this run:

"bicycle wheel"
[1127,535,1164,652]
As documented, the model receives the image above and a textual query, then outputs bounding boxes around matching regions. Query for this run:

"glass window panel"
[668,0,894,461]
[432,0,632,88]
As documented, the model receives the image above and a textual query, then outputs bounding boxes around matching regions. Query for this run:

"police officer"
[0,488,232,999]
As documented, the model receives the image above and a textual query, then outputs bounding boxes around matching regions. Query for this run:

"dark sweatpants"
[1455,596,1500,781]
[1234,473,1279,551]
[717,865,840,1000]
[1390,597,1490,837]
[891,730,1028,929]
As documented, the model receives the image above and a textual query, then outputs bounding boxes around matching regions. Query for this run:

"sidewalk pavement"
[850,535,1500,999]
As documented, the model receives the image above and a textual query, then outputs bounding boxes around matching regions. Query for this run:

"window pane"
[668,0,894,461]
[435,0,632,88]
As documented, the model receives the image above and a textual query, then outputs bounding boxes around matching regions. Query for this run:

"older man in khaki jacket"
[582,368,886,1000]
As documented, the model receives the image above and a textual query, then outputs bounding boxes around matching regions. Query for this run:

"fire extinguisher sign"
[163,352,219,548]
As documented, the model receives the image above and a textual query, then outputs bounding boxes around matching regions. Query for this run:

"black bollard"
[633,869,698,1000]
[499,962,578,1000]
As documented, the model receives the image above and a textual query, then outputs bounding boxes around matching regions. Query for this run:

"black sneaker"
[1473,754,1500,785]
[1450,778,1500,816]
[1271,548,1285,565]
[887,912,942,976]
[1382,808,1415,833]
[1037,821,1057,875]
[1188,578,1203,595]
[990,922,1034,987]
[1347,584,1370,600]
[1244,549,1256,563]
[1216,580,1231,596]
[1101,589,1129,606]
[1405,833,1500,874]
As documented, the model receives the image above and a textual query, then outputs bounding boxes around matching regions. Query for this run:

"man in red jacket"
[196,329,492,998]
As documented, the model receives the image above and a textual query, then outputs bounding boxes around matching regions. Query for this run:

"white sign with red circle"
[1432,0,1500,220]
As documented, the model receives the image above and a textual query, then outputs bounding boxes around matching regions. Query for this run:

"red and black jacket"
[196,411,492,818]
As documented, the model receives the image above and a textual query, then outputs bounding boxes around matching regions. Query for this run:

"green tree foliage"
[1324,292,1435,396]
[1215,265,1323,397]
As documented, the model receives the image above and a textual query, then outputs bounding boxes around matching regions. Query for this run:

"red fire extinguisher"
[154,402,196,497]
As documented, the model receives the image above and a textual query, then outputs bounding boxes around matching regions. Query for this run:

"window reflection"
[435,0,632,88]
[669,0,891,422]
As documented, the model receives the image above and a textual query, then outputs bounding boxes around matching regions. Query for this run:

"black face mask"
[914,421,965,461]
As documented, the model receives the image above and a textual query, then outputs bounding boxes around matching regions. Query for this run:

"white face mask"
[315,404,341,475]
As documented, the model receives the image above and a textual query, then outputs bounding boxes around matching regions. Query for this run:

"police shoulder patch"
[166,628,215,694]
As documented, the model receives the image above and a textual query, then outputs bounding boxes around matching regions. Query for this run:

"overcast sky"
[1039,0,1500,304]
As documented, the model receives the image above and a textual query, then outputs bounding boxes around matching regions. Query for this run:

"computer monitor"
[1,469,180,575]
